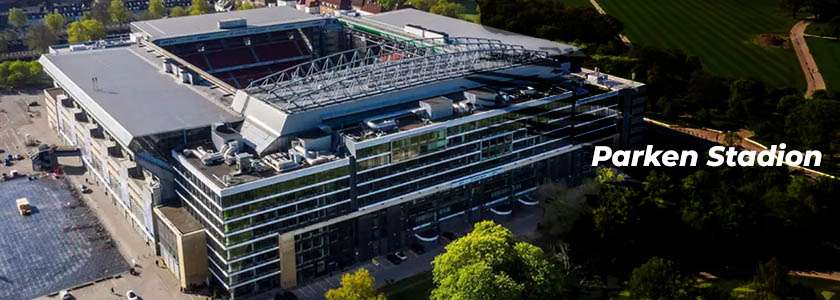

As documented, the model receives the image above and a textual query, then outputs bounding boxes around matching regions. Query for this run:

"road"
[790,20,827,98]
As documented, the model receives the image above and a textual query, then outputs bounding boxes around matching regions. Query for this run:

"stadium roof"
[39,46,239,147]
[131,6,324,42]
[365,9,577,56]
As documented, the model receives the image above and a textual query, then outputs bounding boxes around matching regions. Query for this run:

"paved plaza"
[0,178,128,300]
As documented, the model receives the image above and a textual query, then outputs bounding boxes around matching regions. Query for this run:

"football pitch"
[598,0,805,89]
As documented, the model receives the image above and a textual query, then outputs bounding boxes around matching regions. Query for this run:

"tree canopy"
[325,268,386,300]
[235,0,256,10]
[628,257,689,300]
[476,0,623,44]
[431,221,570,300]
[189,0,213,15]
[169,6,188,17]
[8,8,27,28]
[147,0,167,19]
[67,19,107,44]
[109,0,131,23]
[43,12,67,33]
[0,60,46,90]
[429,0,464,18]
[25,24,58,53]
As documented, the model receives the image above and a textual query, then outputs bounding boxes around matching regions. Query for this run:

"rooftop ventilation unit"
[218,18,247,29]
[419,97,453,120]
[403,24,449,40]
[464,88,511,108]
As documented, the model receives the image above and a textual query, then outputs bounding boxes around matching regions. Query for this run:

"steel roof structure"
[245,37,554,113]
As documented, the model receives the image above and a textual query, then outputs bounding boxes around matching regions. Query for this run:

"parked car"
[60,290,73,300]
[16,198,32,216]
[126,290,139,300]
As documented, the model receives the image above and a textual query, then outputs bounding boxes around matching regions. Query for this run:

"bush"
[0,60,47,90]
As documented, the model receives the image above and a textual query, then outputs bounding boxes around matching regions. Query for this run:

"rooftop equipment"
[218,18,247,29]
[419,97,453,120]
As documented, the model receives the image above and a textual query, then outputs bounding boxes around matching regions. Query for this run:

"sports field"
[598,0,805,89]
[807,37,840,94]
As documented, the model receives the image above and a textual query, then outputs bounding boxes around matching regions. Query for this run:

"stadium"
[38,6,645,299]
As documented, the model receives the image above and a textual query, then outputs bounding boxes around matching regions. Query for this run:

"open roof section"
[364,8,578,56]
[131,6,326,45]
[40,45,241,147]
[245,37,557,113]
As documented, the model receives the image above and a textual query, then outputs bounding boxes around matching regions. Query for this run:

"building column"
[279,233,297,289]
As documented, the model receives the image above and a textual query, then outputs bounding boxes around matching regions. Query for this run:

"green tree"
[628,257,689,300]
[430,0,464,17]
[785,97,840,152]
[235,0,256,10]
[25,24,58,53]
[43,12,67,33]
[431,221,568,300]
[780,0,805,18]
[189,0,212,15]
[109,0,131,23]
[378,0,401,10]
[409,0,435,11]
[67,19,107,43]
[8,8,27,28]
[0,60,45,90]
[0,31,9,53]
[324,268,386,300]
[89,0,112,24]
[147,0,167,19]
[169,6,188,17]
[753,258,791,297]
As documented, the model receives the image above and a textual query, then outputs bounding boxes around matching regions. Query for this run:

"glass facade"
[173,88,636,299]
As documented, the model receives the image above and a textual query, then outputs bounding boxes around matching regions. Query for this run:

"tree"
[378,0,401,10]
[147,0,167,19]
[0,60,45,90]
[430,0,464,18]
[753,258,791,297]
[67,19,107,43]
[780,0,805,18]
[25,24,58,53]
[109,0,131,23]
[628,257,689,300]
[89,0,112,24]
[43,12,67,33]
[324,268,386,300]
[0,32,9,53]
[785,98,840,152]
[409,0,436,11]
[169,6,188,17]
[431,221,568,300]
[8,8,27,28]
[235,0,256,10]
[189,0,212,15]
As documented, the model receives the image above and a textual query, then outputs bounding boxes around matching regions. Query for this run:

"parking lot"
[0,178,128,300]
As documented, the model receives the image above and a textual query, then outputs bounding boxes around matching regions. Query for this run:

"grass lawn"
[806,37,840,94]
[598,0,805,89]
[380,271,433,300]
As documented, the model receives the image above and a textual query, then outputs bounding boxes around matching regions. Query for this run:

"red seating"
[162,29,315,88]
